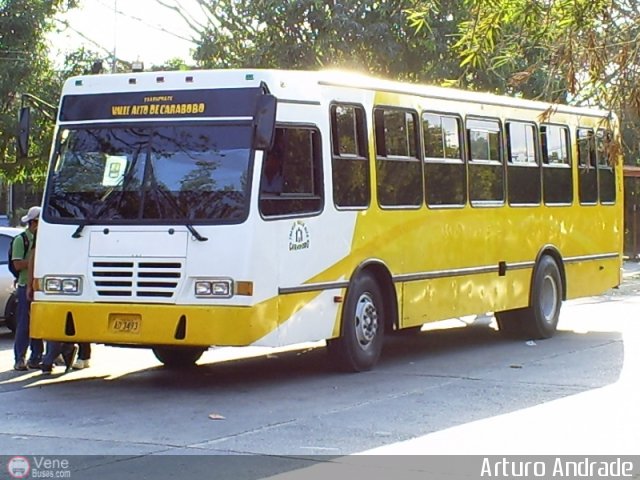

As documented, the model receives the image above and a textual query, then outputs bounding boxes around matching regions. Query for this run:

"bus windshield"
[44,124,253,224]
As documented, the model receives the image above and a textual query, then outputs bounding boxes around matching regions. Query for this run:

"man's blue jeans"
[13,285,43,363]
[43,341,69,366]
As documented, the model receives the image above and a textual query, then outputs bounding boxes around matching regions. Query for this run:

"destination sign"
[59,87,264,122]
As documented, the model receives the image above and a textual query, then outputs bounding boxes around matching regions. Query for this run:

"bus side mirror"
[253,94,277,150]
[17,106,31,159]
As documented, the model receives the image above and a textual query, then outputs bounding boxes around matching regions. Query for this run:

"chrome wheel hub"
[540,273,559,325]
[354,292,378,349]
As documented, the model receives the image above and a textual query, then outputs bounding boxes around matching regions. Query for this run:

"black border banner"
[1,455,639,480]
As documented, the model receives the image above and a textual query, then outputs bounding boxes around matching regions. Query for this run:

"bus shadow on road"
[93,318,624,393]
[0,318,624,396]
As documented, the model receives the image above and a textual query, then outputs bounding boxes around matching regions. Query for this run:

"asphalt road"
[1,274,639,478]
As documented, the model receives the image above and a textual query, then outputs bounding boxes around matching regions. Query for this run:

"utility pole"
[111,0,117,73]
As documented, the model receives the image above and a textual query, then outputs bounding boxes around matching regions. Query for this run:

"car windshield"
[44,124,253,224]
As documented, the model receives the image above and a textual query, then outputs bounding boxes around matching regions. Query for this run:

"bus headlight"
[43,276,82,295]
[195,279,233,298]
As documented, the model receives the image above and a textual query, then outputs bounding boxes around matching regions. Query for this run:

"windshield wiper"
[157,188,208,241]
[185,224,208,242]
[162,188,208,242]
[71,192,117,239]
[72,198,208,241]
[72,222,90,238]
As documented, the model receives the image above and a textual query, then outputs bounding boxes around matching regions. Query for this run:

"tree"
[155,0,468,82]
[407,0,640,163]
[150,57,194,72]
[407,0,567,97]
[0,0,78,183]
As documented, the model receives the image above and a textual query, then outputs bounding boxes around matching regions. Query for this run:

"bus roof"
[62,68,612,120]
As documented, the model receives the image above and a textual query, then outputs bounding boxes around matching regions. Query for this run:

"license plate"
[109,314,141,334]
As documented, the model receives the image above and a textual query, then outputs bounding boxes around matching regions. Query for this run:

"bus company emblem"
[289,221,310,251]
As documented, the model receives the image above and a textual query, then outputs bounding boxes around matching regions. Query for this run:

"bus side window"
[374,107,422,208]
[331,104,370,208]
[259,127,324,218]
[596,128,616,204]
[577,128,598,204]
[467,118,504,205]
[422,112,466,206]
[261,134,284,195]
[541,124,572,205]
[506,121,540,206]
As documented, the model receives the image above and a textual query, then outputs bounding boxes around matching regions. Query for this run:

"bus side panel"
[254,288,344,346]
[564,257,620,299]
[401,269,531,327]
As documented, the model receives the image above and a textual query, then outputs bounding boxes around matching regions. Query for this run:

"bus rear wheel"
[496,256,562,339]
[327,272,385,372]
[152,346,206,368]
[521,256,562,339]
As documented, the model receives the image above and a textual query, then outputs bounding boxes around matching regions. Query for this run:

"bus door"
[258,126,332,345]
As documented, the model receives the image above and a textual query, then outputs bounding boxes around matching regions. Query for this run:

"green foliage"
[408,0,640,163]
[183,0,465,83]
[60,47,106,77]
[151,58,194,72]
[0,0,77,184]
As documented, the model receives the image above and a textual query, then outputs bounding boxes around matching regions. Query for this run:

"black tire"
[495,256,562,339]
[4,292,17,333]
[327,272,385,372]
[521,256,563,339]
[152,346,206,368]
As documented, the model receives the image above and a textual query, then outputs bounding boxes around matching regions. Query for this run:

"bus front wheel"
[152,346,206,368]
[327,272,385,372]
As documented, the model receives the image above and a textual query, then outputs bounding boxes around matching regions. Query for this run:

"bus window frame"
[466,116,505,208]
[329,102,371,211]
[421,110,467,209]
[576,126,598,206]
[505,119,542,207]
[541,122,573,207]
[373,105,423,210]
[596,127,616,206]
[258,122,325,221]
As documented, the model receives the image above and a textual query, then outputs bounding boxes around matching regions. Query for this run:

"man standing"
[12,206,43,371]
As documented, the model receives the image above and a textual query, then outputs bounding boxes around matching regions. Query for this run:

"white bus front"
[29,72,312,367]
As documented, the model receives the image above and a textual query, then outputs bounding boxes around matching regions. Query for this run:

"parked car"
[0,226,23,334]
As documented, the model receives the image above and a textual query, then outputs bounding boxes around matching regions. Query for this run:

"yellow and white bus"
[28,69,623,371]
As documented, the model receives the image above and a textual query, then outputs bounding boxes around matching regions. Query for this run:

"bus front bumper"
[30,301,278,347]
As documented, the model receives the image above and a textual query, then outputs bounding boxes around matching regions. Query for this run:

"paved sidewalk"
[623,259,640,279]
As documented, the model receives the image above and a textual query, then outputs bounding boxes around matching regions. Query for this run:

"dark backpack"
[8,232,29,279]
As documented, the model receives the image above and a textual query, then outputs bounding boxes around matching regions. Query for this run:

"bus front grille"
[92,261,182,299]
